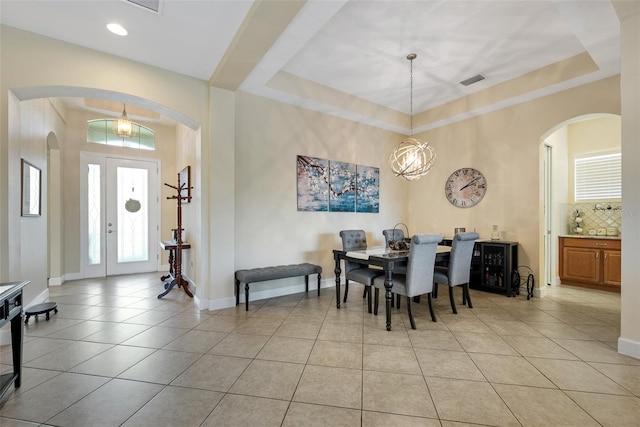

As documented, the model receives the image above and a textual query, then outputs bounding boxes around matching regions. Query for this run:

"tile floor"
[1,273,639,426]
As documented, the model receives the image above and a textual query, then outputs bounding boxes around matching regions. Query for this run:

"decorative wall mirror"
[21,159,41,217]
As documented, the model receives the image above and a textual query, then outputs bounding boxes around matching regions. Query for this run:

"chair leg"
[396,294,401,310]
[433,283,438,298]
[343,280,349,303]
[465,283,473,308]
[363,287,368,298]
[448,286,458,314]
[406,297,416,329]
[427,293,437,322]
[373,288,379,315]
[367,286,372,313]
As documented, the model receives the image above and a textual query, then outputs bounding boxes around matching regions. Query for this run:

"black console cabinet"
[442,239,519,296]
[473,240,518,296]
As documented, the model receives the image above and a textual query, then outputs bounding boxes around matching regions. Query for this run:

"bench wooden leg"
[245,283,250,311]
[235,280,240,306]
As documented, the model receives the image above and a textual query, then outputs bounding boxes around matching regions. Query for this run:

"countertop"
[559,234,621,240]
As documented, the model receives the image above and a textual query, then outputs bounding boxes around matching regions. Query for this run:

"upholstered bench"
[235,263,322,311]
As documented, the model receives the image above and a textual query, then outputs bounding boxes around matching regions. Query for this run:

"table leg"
[11,310,23,388]
[157,277,177,299]
[178,276,193,297]
[334,256,342,309]
[384,268,393,331]
[160,248,175,282]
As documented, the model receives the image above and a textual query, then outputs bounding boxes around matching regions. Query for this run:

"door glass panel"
[117,166,149,263]
[87,163,101,265]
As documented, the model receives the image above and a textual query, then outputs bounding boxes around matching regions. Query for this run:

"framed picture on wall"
[179,165,192,203]
[21,159,41,216]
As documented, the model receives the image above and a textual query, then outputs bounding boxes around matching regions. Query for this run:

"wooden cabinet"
[559,237,620,291]
[603,249,621,286]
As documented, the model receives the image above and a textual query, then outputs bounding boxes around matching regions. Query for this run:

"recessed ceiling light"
[107,23,128,36]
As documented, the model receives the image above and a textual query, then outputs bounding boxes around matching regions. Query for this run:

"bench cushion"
[236,263,322,283]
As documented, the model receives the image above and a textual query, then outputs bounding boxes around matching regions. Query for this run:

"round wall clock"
[445,167,486,208]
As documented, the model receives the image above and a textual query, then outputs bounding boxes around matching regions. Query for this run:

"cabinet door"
[603,250,621,286]
[562,247,600,283]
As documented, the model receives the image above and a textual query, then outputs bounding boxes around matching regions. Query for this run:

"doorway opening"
[540,113,621,295]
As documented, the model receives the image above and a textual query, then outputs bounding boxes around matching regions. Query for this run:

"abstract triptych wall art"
[296,155,379,213]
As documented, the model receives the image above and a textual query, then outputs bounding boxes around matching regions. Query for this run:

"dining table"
[332,245,451,331]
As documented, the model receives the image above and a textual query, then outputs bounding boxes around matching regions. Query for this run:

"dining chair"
[372,233,442,329]
[432,231,479,314]
[382,228,404,248]
[339,230,384,313]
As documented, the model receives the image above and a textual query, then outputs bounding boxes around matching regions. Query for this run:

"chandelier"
[113,103,138,139]
[389,53,436,181]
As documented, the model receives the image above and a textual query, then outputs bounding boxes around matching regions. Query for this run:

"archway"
[539,113,621,296]
[9,86,202,286]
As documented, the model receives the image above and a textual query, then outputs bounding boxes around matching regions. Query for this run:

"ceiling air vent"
[125,0,162,13]
[460,74,485,86]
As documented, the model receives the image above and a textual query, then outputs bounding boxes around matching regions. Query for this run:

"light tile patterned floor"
[1,273,639,426]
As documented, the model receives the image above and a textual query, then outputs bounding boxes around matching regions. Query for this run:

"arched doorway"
[9,87,202,284]
[539,113,621,294]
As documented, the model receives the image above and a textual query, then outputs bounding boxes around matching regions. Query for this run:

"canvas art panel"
[297,155,329,211]
[329,160,357,212]
[356,165,379,213]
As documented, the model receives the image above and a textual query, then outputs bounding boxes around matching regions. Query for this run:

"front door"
[82,154,159,277]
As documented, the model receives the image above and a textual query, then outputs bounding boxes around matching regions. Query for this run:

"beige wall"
[408,76,621,290]
[231,91,407,301]
[618,1,640,358]
[7,96,66,303]
[174,124,200,285]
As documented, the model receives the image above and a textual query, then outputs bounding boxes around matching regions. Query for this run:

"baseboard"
[48,276,63,286]
[618,337,640,360]
[534,286,548,298]
[65,271,84,281]
[0,287,50,345]
[204,278,333,311]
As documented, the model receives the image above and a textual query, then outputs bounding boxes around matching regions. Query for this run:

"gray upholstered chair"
[372,234,443,329]
[433,232,479,314]
[339,230,384,313]
[382,228,405,248]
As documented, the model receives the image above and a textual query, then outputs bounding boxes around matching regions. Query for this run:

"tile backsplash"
[565,201,622,235]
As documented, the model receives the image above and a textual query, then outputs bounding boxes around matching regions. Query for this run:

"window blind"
[574,153,621,201]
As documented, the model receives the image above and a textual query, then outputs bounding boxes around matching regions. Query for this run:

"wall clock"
[445,167,486,208]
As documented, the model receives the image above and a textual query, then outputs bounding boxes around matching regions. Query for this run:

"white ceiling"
[0,0,621,132]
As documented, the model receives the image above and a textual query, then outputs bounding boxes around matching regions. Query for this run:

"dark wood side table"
[0,280,29,400]
[158,240,192,298]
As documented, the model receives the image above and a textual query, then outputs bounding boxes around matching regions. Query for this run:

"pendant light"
[389,53,436,181]
[113,103,138,139]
